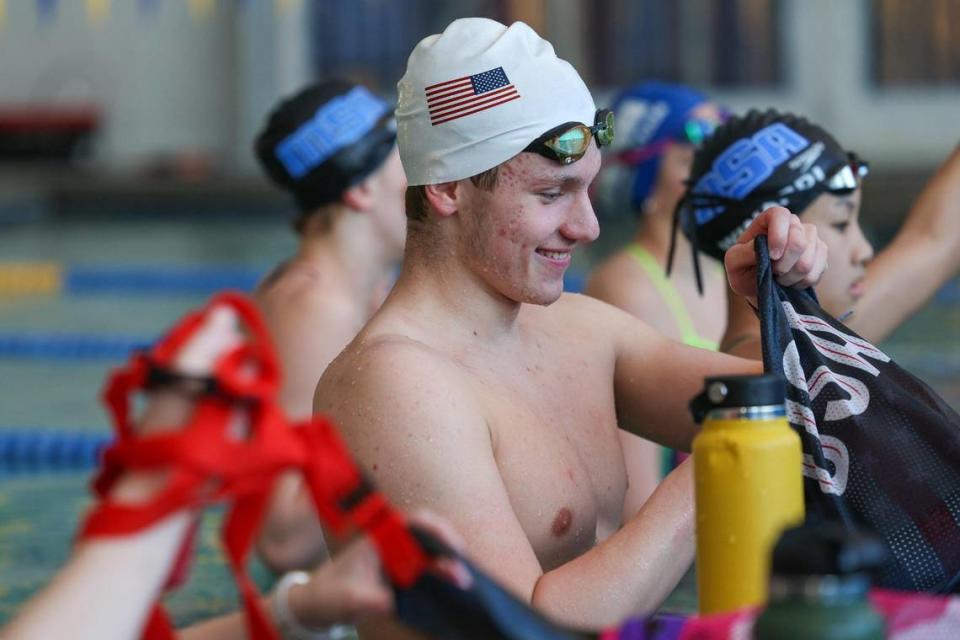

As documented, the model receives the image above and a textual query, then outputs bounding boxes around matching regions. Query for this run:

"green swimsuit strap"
[627,244,719,352]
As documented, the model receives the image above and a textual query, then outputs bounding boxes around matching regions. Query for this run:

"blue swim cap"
[610,82,708,210]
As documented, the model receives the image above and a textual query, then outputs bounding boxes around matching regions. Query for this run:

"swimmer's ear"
[342,180,377,213]
[423,181,460,219]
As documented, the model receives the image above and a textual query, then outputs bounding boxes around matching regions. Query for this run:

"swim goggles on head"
[825,153,869,195]
[615,117,720,166]
[525,109,615,165]
[680,118,720,146]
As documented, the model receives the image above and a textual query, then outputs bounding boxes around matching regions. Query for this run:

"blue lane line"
[65,266,263,295]
[936,280,960,305]
[64,267,586,295]
[564,270,585,293]
[0,333,151,360]
[0,429,112,472]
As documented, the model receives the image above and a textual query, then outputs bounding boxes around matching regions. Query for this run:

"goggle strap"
[691,212,704,297]
[666,197,683,279]
[666,198,705,296]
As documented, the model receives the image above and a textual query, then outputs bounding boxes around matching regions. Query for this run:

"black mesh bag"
[755,236,960,592]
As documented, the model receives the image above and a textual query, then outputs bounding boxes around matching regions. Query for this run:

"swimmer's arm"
[1,394,198,640]
[851,146,960,343]
[182,510,468,640]
[256,293,357,573]
[2,489,192,640]
[718,286,763,359]
[606,300,759,451]
[1,306,246,640]
[617,429,664,520]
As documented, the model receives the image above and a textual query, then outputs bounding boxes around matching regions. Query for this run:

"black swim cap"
[254,80,396,215]
[679,109,857,262]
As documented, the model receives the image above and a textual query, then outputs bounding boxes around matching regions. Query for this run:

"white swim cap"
[396,17,596,186]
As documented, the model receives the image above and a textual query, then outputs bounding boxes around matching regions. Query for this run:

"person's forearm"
[851,147,960,342]
[530,460,695,630]
[3,392,203,640]
[4,509,191,640]
[719,289,763,360]
[898,146,960,257]
[182,559,359,640]
[257,472,329,573]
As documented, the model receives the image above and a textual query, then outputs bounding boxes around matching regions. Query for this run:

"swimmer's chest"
[474,342,626,570]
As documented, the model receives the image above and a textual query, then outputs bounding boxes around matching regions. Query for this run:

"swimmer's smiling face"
[458,142,602,306]
[802,187,874,316]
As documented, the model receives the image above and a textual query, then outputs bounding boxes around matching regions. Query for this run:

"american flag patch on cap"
[425,67,520,126]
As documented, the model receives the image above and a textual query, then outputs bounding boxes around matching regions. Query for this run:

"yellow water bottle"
[691,374,804,615]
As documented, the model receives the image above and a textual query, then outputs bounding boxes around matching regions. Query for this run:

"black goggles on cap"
[525,109,615,165]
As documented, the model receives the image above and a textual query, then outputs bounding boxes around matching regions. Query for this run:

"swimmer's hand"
[725,206,827,304]
[113,303,246,504]
[286,510,472,629]
[137,304,245,437]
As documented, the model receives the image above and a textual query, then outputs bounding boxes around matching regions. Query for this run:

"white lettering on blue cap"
[275,86,389,179]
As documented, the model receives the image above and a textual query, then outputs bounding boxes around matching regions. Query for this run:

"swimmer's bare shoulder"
[315,330,478,441]
[257,268,361,418]
[584,249,644,303]
[585,256,668,324]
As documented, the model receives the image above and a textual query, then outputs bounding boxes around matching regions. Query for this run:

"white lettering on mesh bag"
[780,302,891,496]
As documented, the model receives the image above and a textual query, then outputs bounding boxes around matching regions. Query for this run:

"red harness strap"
[77,292,430,640]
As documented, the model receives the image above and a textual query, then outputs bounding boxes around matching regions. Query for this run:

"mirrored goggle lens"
[547,125,591,157]
[681,119,718,146]
[854,159,870,180]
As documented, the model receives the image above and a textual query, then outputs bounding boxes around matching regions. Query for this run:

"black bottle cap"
[772,521,890,577]
[689,374,786,424]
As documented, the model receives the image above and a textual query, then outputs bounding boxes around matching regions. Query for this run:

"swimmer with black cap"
[585,82,727,514]
[253,80,408,573]
[677,108,960,357]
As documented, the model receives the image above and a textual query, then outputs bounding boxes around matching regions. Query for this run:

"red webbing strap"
[297,420,430,587]
[76,292,432,640]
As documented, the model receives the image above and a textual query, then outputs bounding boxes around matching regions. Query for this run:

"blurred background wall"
[0,0,956,175]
